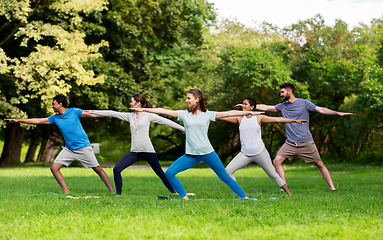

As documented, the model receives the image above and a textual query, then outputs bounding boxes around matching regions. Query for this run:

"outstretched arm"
[129,107,178,118]
[215,110,264,120]
[219,116,241,124]
[150,115,185,131]
[315,107,353,116]
[254,104,278,112]
[85,110,131,122]
[259,115,307,125]
[4,118,50,124]
[82,110,106,118]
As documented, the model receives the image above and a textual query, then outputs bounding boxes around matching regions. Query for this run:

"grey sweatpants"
[225,148,285,187]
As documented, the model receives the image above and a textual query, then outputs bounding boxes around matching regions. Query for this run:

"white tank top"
[239,115,265,156]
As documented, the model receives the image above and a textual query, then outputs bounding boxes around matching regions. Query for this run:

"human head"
[52,94,67,113]
[131,94,152,108]
[279,83,295,101]
[52,94,68,108]
[186,89,207,113]
[242,98,256,111]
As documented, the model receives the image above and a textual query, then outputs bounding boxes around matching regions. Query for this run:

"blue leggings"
[113,152,175,195]
[165,152,247,198]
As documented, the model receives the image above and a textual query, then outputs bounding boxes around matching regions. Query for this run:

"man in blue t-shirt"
[256,83,353,190]
[5,95,115,194]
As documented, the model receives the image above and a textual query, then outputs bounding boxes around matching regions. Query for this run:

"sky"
[207,0,383,29]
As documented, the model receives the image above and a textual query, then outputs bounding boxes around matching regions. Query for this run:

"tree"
[0,0,108,166]
[72,0,217,159]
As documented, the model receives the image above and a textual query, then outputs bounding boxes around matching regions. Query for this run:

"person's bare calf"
[92,165,115,193]
[50,162,70,194]
[314,160,336,190]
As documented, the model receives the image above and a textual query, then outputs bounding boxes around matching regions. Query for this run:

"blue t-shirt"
[47,108,91,150]
[274,98,317,143]
[177,110,216,155]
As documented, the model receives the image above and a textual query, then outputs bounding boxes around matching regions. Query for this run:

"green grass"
[0,163,382,239]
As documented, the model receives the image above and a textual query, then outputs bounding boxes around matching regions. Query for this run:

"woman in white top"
[86,94,185,195]
[222,98,307,194]
[130,89,263,200]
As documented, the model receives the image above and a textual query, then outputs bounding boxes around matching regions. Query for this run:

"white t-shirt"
[177,110,217,155]
[239,115,265,156]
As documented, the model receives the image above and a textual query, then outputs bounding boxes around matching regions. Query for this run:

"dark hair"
[245,98,257,111]
[53,94,68,108]
[133,94,152,108]
[187,89,207,113]
[279,83,295,94]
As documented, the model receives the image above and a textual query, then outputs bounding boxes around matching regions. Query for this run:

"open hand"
[4,119,19,122]
[250,111,264,115]
[295,119,308,124]
[129,107,144,112]
[338,112,353,116]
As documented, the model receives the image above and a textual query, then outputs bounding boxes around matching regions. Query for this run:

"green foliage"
[279,15,375,158]
[73,0,216,154]
[214,45,305,106]
[358,63,383,120]
[2,2,383,165]
[0,0,108,127]
[1,165,383,239]
[82,0,215,85]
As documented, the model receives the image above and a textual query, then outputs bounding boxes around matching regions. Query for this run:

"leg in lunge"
[225,152,253,181]
[315,160,335,190]
[50,162,69,194]
[92,165,115,193]
[143,153,176,193]
[113,152,140,195]
[165,154,200,199]
[273,155,287,183]
[203,152,247,199]
[253,149,290,194]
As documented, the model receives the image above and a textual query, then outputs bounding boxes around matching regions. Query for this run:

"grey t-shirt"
[89,110,185,153]
[274,98,317,143]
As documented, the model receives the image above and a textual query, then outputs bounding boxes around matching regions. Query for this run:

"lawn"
[0,163,382,239]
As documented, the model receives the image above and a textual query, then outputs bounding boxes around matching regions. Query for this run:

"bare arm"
[4,118,50,124]
[258,115,307,125]
[82,110,106,118]
[255,104,278,112]
[219,116,241,124]
[315,107,353,116]
[215,110,264,119]
[129,107,178,118]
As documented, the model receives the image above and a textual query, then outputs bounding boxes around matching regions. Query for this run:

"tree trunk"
[37,131,63,164]
[356,129,372,157]
[319,133,330,154]
[24,129,43,163]
[0,122,25,167]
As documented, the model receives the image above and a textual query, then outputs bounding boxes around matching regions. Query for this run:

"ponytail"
[132,94,152,108]
[145,101,153,108]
